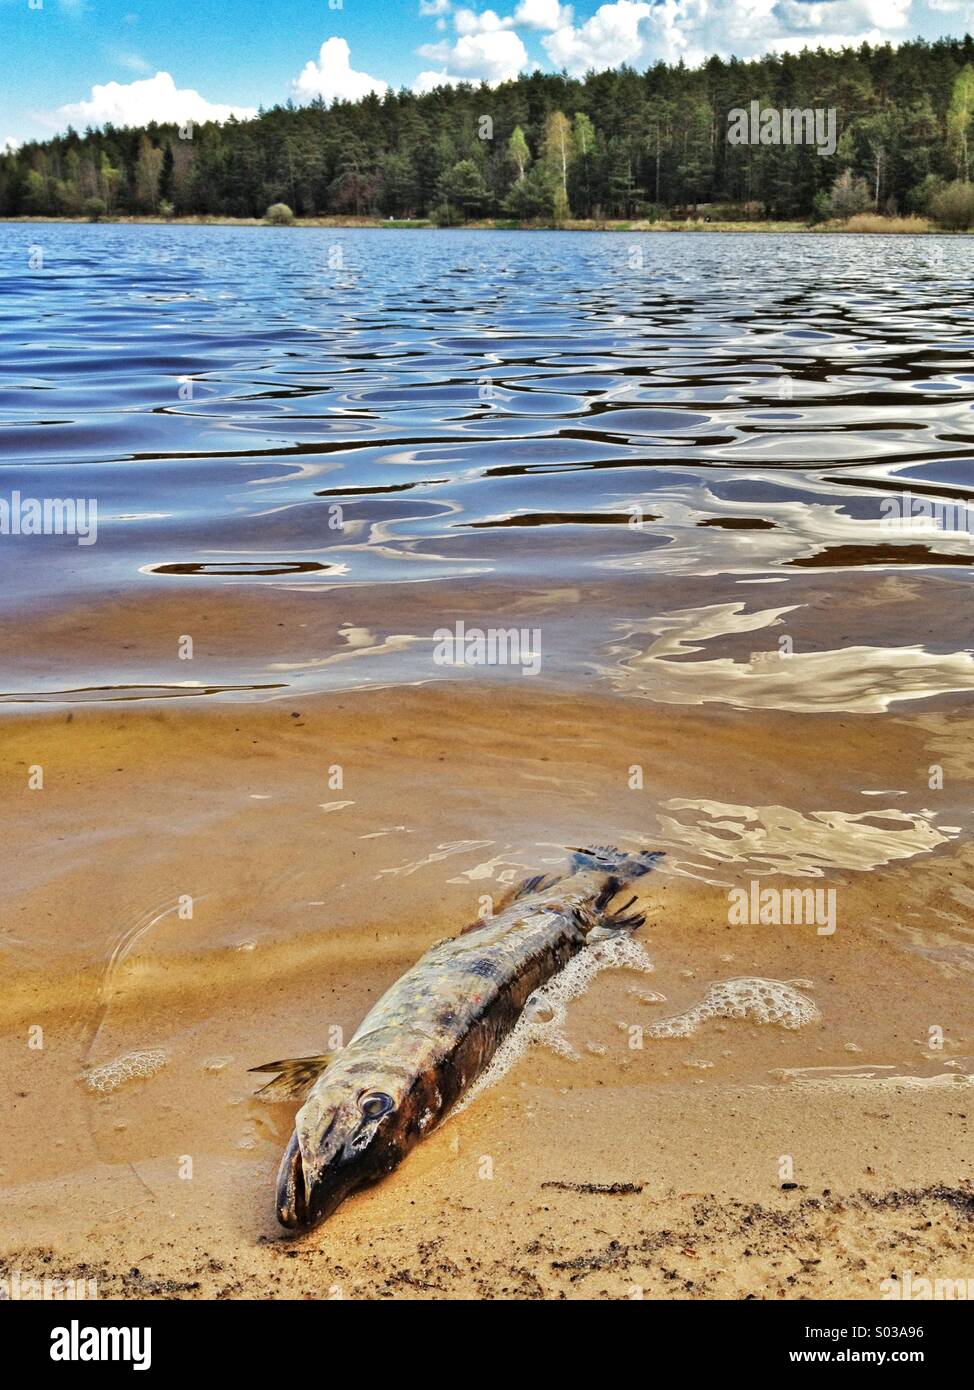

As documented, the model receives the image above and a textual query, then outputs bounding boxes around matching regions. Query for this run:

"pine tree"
[158,143,174,205]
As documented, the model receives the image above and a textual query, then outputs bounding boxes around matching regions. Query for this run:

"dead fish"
[251,844,663,1230]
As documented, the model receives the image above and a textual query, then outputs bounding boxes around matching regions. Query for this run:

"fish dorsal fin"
[499,872,561,909]
[249,1054,333,1102]
[518,872,561,899]
[460,872,562,934]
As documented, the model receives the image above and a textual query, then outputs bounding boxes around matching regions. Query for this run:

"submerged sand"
[1,683,972,1299]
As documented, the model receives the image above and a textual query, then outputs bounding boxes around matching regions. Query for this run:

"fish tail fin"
[569,845,664,880]
[249,1054,334,1102]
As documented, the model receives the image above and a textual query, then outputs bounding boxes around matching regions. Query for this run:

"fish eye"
[359,1091,393,1120]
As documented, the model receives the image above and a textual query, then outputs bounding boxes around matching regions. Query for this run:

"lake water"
[1,225,973,704]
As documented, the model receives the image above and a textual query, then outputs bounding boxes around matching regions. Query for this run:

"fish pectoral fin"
[577,893,648,940]
[248,1054,333,1102]
[605,893,645,930]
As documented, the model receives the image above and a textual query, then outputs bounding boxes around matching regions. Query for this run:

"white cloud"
[543,0,915,75]
[55,71,257,130]
[776,0,910,30]
[512,0,574,28]
[414,69,470,91]
[544,0,654,71]
[419,0,452,13]
[451,1,571,35]
[293,38,388,104]
[455,6,509,32]
[2,136,21,153]
[416,29,529,86]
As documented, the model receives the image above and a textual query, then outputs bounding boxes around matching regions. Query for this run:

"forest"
[4,34,974,224]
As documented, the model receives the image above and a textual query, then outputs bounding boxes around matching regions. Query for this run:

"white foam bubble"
[456,935,655,1112]
[647,977,819,1040]
[85,1048,168,1093]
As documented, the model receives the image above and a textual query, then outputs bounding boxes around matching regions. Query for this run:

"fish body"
[255,845,662,1229]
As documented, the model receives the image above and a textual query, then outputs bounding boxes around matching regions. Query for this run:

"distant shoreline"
[0,214,960,234]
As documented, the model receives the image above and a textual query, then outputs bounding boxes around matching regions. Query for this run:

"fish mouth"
[276,1133,308,1229]
[275,1131,361,1231]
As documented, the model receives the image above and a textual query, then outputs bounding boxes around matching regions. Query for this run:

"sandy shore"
[1,682,972,1298]
[7,1086,972,1300]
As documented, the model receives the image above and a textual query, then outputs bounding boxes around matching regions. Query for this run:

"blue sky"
[2,0,972,147]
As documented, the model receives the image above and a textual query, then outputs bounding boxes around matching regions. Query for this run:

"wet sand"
[1,682,972,1298]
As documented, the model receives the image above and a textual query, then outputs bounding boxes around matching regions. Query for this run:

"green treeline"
[4,35,974,224]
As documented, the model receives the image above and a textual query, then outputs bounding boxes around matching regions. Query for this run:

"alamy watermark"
[879,493,974,538]
[433,621,541,677]
[727,102,837,158]
[880,1270,974,1300]
[728,880,836,936]
[0,491,97,545]
[50,1319,150,1370]
[1,1270,97,1300]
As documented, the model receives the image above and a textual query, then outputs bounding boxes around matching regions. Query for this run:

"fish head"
[276,1060,415,1229]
